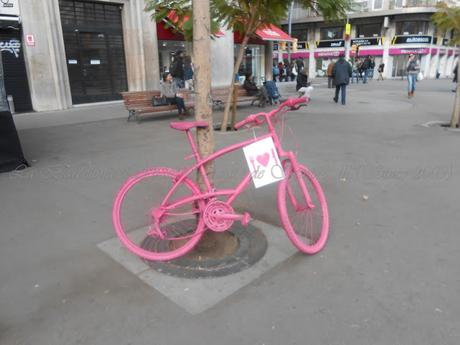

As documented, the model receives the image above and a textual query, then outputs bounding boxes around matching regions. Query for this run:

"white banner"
[243,137,284,189]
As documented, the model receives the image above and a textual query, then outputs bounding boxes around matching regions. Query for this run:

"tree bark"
[451,60,460,128]
[193,0,214,187]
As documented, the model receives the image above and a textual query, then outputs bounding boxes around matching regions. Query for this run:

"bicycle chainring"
[203,200,234,232]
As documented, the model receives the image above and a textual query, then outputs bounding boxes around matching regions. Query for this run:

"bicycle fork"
[284,157,315,211]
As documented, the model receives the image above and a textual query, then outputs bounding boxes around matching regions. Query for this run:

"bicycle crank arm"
[215,212,251,227]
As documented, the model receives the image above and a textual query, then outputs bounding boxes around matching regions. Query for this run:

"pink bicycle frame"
[158,102,315,215]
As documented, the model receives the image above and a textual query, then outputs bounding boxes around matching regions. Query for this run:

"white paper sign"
[90,59,101,65]
[68,59,78,65]
[243,137,284,188]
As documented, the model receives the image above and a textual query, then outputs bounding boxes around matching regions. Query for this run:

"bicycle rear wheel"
[112,167,205,261]
[278,164,329,254]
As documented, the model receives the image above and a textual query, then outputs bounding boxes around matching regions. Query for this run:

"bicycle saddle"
[170,121,209,131]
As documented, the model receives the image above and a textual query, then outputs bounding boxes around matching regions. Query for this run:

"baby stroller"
[263,80,281,105]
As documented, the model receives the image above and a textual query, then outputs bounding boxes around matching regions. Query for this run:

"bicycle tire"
[112,167,205,261]
[278,164,329,254]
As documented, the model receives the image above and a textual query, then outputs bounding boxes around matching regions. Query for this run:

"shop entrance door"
[60,0,128,104]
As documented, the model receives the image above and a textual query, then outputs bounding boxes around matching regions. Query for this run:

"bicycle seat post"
[185,129,213,192]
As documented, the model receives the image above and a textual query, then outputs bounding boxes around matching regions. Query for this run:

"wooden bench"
[211,85,259,109]
[121,85,259,122]
[121,90,194,122]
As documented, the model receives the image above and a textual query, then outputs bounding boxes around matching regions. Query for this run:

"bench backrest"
[121,90,192,109]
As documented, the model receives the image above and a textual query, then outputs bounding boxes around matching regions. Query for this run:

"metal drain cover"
[142,222,268,278]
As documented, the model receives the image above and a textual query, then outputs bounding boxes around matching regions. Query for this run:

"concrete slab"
[98,220,297,314]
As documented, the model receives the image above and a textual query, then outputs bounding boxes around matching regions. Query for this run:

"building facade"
[280,0,458,80]
[1,0,236,113]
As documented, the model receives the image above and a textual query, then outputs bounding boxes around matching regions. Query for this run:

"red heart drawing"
[256,153,270,167]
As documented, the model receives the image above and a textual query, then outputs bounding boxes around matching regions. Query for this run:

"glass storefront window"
[320,27,343,40]
[234,44,266,85]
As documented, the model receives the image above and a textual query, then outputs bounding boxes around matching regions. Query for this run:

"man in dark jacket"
[170,51,185,88]
[332,57,352,105]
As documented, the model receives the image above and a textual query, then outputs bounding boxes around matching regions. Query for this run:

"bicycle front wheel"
[112,167,205,261]
[278,164,329,254]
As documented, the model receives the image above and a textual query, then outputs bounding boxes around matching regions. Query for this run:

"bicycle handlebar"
[234,96,309,130]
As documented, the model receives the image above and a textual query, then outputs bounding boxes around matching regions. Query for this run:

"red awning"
[255,24,294,42]
[234,24,294,44]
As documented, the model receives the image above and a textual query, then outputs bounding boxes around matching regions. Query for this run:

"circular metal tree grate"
[142,221,268,279]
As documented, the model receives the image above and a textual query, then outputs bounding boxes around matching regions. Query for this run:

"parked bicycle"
[113,95,329,261]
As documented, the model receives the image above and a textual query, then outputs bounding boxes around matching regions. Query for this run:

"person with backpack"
[406,54,420,98]
[332,56,352,105]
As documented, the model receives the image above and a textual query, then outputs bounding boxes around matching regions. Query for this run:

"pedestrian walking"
[378,62,385,81]
[183,55,194,90]
[284,61,291,82]
[296,58,305,73]
[352,59,361,84]
[332,56,352,105]
[361,56,371,83]
[452,64,457,92]
[272,63,280,82]
[170,51,185,88]
[327,60,335,88]
[278,61,285,82]
[369,57,375,79]
[160,72,187,119]
[290,61,298,81]
[406,54,420,98]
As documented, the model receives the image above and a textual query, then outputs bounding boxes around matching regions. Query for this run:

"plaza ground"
[1,79,459,345]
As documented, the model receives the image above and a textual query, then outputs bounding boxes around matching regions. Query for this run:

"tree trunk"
[193,0,214,187]
[220,33,251,131]
[451,60,460,128]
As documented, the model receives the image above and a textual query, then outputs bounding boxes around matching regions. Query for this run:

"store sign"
[351,37,381,46]
[392,35,432,45]
[314,50,344,58]
[316,39,344,48]
[0,0,19,16]
[389,47,430,55]
[0,39,20,58]
[282,52,310,59]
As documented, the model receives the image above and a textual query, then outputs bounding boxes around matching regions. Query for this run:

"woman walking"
[406,54,420,98]
[160,72,187,119]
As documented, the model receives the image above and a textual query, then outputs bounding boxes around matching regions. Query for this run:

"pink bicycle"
[113,96,329,261]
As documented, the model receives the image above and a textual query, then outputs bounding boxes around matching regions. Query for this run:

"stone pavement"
[1,79,459,345]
